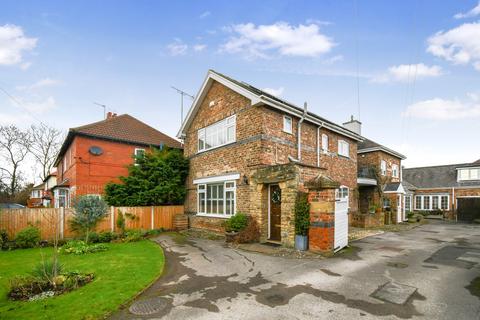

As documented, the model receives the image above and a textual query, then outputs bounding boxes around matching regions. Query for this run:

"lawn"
[0,240,164,320]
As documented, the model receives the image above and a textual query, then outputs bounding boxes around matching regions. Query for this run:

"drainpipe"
[297,102,307,161]
[316,122,324,167]
[452,187,456,221]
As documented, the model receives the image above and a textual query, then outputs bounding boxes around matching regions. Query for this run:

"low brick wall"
[189,215,225,234]
[351,212,384,228]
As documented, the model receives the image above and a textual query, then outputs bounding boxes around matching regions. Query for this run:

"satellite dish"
[89,146,103,156]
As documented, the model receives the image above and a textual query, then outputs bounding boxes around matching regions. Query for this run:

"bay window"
[198,115,236,152]
[197,181,236,216]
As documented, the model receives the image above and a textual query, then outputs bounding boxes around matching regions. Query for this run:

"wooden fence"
[0,205,184,240]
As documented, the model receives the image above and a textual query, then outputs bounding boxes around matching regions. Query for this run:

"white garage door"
[334,186,349,252]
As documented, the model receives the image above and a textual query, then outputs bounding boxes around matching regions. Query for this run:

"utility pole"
[93,102,107,119]
[171,86,194,124]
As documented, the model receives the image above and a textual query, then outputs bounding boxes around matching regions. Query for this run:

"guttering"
[358,147,406,160]
[259,95,363,142]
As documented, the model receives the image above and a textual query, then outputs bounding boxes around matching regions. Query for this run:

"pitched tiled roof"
[403,161,480,189]
[55,114,182,165]
[358,138,406,159]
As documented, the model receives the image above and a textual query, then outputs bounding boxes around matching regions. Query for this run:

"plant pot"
[225,231,239,243]
[295,235,308,251]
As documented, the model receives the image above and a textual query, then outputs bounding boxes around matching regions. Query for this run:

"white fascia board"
[193,173,240,184]
[357,178,377,186]
[177,71,260,138]
[358,147,406,160]
[456,166,480,170]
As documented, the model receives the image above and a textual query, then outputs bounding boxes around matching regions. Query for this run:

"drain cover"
[129,297,168,315]
[372,282,417,305]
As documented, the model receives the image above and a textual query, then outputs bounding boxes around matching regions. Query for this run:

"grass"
[0,240,164,320]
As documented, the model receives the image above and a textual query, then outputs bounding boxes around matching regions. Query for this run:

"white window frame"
[405,195,412,211]
[392,164,399,178]
[414,194,450,211]
[321,134,329,153]
[338,140,349,158]
[134,148,145,165]
[381,160,387,176]
[335,186,349,201]
[54,188,70,208]
[197,180,236,218]
[458,168,480,181]
[283,115,292,134]
[198,115,236,153]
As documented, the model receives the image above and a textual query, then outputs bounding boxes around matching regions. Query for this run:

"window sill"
[197,141,236,154]
[282,130,293,135]
[196,213,233,219]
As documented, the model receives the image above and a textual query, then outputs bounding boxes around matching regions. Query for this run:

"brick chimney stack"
[106,112,117,119]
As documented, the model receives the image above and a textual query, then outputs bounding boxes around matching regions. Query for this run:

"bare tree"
[0,125,31,197]
[29,123,63,181]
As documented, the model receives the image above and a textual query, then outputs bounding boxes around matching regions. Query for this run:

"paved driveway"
[111,222,480,319]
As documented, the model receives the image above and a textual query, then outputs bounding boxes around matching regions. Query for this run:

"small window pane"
[423,196,430,210]
[415,196,422,210]
[432,196,439,210]
[283,116,292,133]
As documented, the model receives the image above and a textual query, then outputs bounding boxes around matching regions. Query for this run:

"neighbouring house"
[178,70,363,252]
[342,117,407,226]
[42,172,57,207]
[403,159,480,221]
[52,112,182,208]
[27,183,45,208]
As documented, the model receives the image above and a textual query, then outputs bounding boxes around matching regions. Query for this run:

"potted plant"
[225,213,248,243]
[368,203,376,214]
[294,192,310,251]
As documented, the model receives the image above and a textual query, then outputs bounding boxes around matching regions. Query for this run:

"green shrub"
[88,232,99,243]
[70,195,109,244]
[15,226,41,248]
[144,229,164,237]
[59,240,108,255]
[123,230,144,242]
[98,231,116,243]
[406,211,414,219]
[294,192,310,236]
[225,213,248,232]
[0,229,7,249]
[116,210,126,235]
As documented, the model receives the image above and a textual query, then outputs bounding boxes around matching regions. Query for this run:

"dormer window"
[458,168,480,181]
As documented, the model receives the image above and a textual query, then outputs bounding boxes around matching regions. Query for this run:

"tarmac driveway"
[110,222,480,319]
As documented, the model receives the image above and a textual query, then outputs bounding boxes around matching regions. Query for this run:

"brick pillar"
[308,189,336,252]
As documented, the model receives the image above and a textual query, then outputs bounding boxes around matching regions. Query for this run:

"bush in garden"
[236,216,260,243]
[88,232,99,243]
[59,240,108,255]
[225,213,248,233]
[98,231,116,243]
[70,195,108,244]
[294,192,310,236]
[116,210,126,235]
[31,259,63,283]
[0,229,7,250]
[104,148,189,206]
[123,230,144,242]
[15,226,41,248]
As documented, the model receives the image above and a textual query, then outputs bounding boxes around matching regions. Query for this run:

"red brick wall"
[57,135,148,197]
[358,150,401,183]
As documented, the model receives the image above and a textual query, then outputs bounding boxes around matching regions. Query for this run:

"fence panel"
[0,205,184,240]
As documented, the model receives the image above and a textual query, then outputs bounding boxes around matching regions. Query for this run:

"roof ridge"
[404,163,472,170]
[71,114,129,131]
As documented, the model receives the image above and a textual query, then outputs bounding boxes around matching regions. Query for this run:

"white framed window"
[338,140,349,158]
[381,160,387,176]
[198,115,236,152]
[458,168,480,181]
[383,198,391,208]
[54,188,70,208]
[392,164,399,178]
[414,195,449,211]
[405,195,412,211]
[321,134,329,152]
[197,180,236,217]
[283,115,292,134]
[335,186,349,200]
[134,148,145,165]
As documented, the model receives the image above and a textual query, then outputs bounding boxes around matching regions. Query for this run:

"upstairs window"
[283,116,292,134]
[198,115,236,152]
[321,134,329,152]
[392,164,399,178]
[134,148,145,165]
[338,140,350,158]
[381,160,387,176]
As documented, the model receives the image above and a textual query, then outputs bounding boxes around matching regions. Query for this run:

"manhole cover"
[372,282,417,305]
[129,297,168,315]
[266,294,285,304]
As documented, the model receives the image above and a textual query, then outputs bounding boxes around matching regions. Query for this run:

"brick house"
[28,183,45,208]
[342,117,407,225]
[52,113,182,208]
[403,159,480,221]
[28,172,57,208]
[178,70,363,251]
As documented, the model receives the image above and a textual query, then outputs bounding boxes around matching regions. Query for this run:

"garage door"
[334,186,349,252]
[457,198,480,222]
